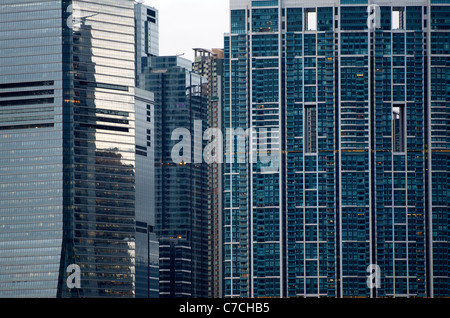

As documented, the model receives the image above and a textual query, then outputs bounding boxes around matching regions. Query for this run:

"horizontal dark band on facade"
[135,96,154,103]
[0,89,54,98]
[78,123,129,132]
[74,81,129,92]
[136,221,148,228]
[95,116,129,125]
[0,97,54,107]
[0,107,54,115]
[0,80,54,90]
[147,8,156,18]
[0,123,54,131]
[74,107,129,117]
[74,116,129,125]
[136,150,147,157]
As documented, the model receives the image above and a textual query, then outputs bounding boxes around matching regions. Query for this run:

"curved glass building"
[0,0,136,297]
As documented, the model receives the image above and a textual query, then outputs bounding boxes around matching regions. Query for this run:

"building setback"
[223,0,449,297]
[0,0,136,297]
[135,3,159,88]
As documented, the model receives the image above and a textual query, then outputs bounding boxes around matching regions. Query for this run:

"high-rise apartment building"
[223,0,449,297]
[192,48,225,298]
[138,56,209,298]
[133,1,160,299]
[0,0,136,297]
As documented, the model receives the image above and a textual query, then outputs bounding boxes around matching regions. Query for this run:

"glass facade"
[0,0,136,297]
[133,2,160,299]
[135,3,159,88]
[0,1,64,297]
[429,3,450,297]
[158,237,192,297]
[134,88,159,298]
[139,56,209,298]
[223,0,449,297]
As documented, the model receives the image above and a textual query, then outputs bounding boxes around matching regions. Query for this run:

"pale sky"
[144,0,230,61]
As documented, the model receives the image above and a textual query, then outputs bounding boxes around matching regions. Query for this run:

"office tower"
[223,0,449,297]
[0,0,136,297]
[134,88,159,298]
[133,1,160,299]
[135,2,159,88]
[193,48,225,298]
[139,56,209,297]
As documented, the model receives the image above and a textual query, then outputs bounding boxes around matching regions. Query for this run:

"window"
[252,0,278,6]
[286,8,302,32]
[252,8,279,32]
[231,10,246,34]
[392,7,405,30]
[305,8,317,31]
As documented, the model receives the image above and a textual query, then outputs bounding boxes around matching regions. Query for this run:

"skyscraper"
[193,48,225,298]
[138,55,209,297]
[223,0,449,297]
[0,0,136,297]
[133,1,160,299]
[134,87,159,298]
[135,2,159,88]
